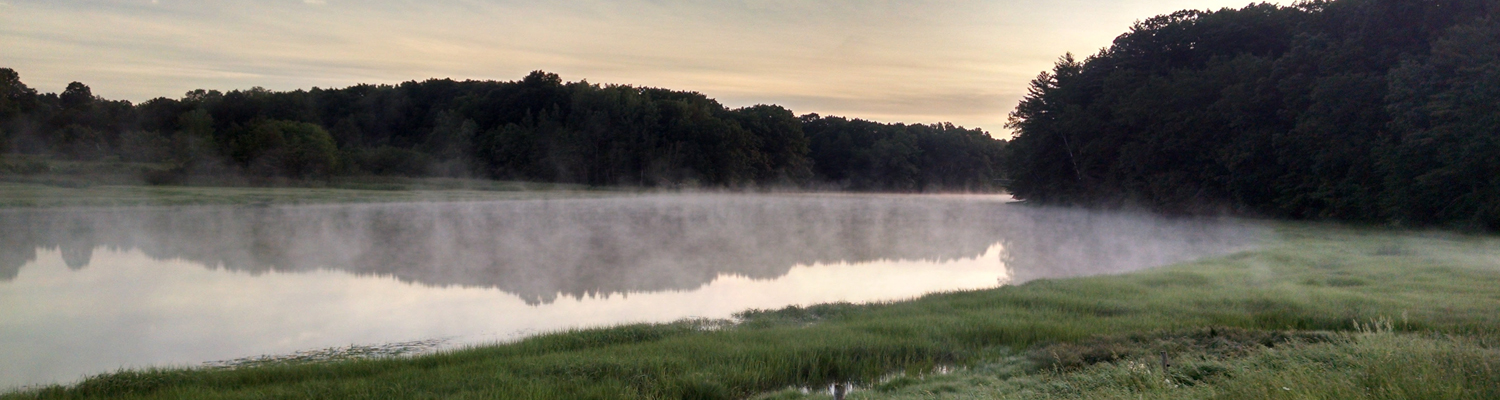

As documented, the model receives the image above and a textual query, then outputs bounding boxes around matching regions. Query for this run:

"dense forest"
[1004,0,1500,228]
[0,70,1005,191]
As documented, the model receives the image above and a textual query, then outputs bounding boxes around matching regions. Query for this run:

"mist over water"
[0,193,1266,388]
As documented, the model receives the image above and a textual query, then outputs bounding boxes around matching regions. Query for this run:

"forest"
[7,0,1496,227]
[0,70,1006,191]
[1003,0,1500,228]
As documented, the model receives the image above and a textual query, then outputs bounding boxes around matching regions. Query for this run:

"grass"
[0,155,609,207]
[4,222,1500,399]
[809,329,1500,400]
[0,181,610,208]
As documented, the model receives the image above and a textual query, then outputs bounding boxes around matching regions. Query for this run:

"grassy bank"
[0,179,609,208]
[5,223,1500,399]
[0,156,610,207]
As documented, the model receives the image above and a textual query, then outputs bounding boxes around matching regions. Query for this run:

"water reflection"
[0,194,1264,388]
[3,195,1018,304]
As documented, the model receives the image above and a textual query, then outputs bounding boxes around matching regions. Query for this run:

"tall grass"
[844,328,1500,400]
[6,223,1500,399]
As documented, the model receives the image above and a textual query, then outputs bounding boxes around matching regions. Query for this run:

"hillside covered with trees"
[0,70,1005,191]
[1004,0,1500,228]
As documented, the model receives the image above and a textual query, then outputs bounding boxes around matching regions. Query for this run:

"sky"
[0,0,1282,135]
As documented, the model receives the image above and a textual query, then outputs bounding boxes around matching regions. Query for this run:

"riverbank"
[3,221,1497,399]
[0,156,624,207]
[0,179,611,208]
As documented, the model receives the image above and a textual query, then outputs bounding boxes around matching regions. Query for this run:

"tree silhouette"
[0,68,1006,191]
[1002,0,1500,228]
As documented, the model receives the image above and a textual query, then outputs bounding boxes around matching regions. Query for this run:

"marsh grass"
[838,329,1500,400]
[5,222,1500,399]
[201,339,450,370]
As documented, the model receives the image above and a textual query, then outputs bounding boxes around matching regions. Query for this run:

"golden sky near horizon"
[0,0,1283,135]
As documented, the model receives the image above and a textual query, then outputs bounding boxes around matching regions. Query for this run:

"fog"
[0,194,1261,302]
[0,193,1267,388]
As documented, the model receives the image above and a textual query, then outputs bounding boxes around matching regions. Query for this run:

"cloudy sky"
[0,0,1277,134]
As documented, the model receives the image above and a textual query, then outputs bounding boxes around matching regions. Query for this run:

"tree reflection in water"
[0,194,1263,304]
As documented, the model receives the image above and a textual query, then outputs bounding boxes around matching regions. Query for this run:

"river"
[0,193,1264,388]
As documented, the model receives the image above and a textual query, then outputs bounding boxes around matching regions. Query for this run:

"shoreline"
[5,221,1498,399]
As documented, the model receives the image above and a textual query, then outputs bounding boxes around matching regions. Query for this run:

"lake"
[0,193,1264,389]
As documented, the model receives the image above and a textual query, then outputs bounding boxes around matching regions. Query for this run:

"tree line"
[1004,0,1500,229]
[0,70,1005,191]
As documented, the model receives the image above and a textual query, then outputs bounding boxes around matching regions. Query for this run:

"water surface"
[0,193,1263,388]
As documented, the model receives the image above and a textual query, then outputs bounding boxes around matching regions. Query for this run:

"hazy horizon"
[0,0,1283,135]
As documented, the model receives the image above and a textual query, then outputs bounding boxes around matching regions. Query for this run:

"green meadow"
[3,217,1497,399]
